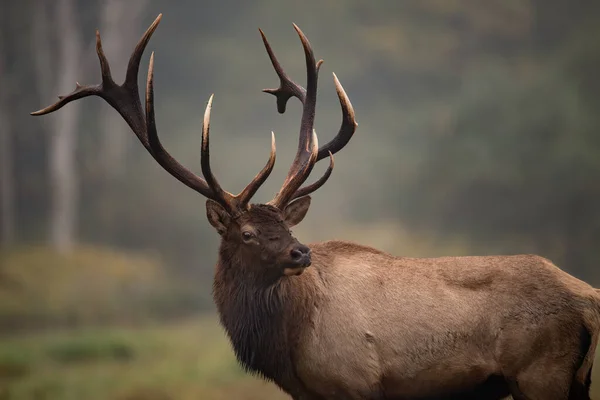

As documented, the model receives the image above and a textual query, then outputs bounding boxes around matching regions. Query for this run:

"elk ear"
[283,196,311,228]
[206,199,231,235]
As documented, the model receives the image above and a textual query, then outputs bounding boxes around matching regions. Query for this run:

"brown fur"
[211,205,600,400]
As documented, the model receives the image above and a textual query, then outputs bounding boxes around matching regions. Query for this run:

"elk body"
[33,14,600,400]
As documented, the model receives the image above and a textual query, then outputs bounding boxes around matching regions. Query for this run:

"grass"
[0,315,287,400]
[0,245,184,331]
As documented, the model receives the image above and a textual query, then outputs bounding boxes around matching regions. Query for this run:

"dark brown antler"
[31,14,275,216]
[260,24,357,209]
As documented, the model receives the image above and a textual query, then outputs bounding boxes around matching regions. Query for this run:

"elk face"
[206,196,312,276]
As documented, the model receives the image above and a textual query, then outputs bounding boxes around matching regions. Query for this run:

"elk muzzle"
[284,244,312,276]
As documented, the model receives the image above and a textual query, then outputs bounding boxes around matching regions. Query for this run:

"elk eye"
[242,231,253,242]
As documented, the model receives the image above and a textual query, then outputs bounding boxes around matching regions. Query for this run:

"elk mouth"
[283,263,310,276]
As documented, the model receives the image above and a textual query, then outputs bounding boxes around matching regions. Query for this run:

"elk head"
[31,14,357,279]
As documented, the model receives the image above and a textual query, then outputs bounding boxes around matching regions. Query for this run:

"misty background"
[1,1,600,399]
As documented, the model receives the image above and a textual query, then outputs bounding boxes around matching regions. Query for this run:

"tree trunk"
[33,0,82,253]
[99,0,148,178]
[0,34,14,246]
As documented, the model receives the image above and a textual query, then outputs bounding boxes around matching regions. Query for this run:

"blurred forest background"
[1,0,600,399]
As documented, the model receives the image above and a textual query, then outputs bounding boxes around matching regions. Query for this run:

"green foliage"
[0,356,30,382]
[0,317,287,400]
[0,247,201,332]
[47,337,134,364]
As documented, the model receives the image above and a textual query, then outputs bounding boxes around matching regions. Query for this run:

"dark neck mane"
[212,251,317,386]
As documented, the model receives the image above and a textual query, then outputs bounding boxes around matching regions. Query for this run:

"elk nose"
[290,245,311,266]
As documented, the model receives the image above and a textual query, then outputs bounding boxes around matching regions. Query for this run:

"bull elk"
[32,13,600,400]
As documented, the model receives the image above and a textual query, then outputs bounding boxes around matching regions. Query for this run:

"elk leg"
[509,362,573,400]
[568,323,596,400]
[507,379,530,400]
[568,367,593,400]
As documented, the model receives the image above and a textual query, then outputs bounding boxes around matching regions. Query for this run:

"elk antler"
[31,14,275,217]
[260,25,357,209]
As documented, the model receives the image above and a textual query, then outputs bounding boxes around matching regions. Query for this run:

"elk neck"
[212,244,319,385]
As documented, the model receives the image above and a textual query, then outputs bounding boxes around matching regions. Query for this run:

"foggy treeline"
[1,0,600,321]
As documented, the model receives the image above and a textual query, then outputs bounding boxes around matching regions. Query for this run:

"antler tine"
[291,151,334,200]
[269,130,319,208]
[238,132,277,207]
[316,73,358,162]
[200,95,237,211]
[30,26,119,116]
[126,16,161,89]
[259,29,305,112]
[30,30,109,116]
[143,53,216,200]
